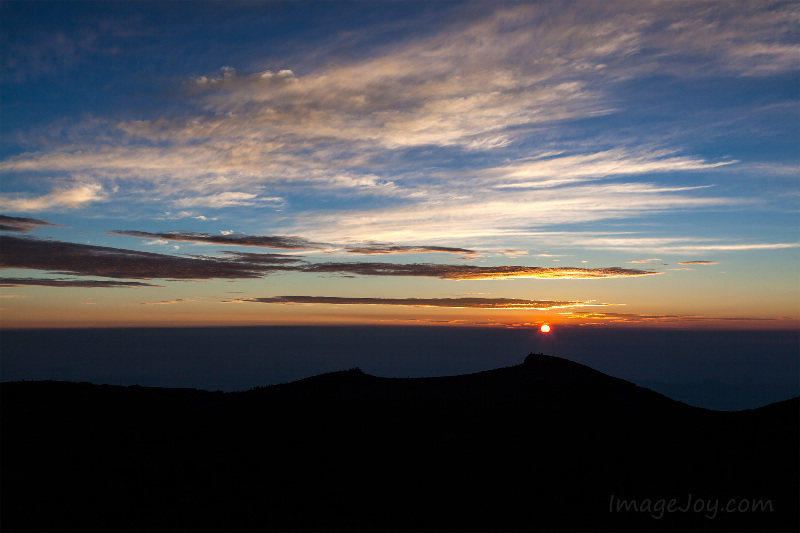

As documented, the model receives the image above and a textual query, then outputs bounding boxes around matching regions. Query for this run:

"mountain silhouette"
[2,353,797,531]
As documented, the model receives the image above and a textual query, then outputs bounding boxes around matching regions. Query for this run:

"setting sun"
[540,324,551,333]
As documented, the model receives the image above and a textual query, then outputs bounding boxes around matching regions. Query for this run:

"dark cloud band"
[239,295,599,309]
[343,243,476,255]
[109,230,323,250]
[0,236,272,280]
[0,277,162,288]
[1,235,655,283]
[111,230,476,255]
[0,214,58,233]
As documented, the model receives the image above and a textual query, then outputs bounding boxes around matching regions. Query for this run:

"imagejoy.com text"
[609,494,774,520]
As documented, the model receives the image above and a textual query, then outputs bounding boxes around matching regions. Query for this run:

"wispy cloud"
[0,236,274,280]
[657,243,797,253]
[485,149,733,189]
[301,262,656,280]
[677,260,718,265]
[238,295,608,309]
[628,258,663,264]
[503,233,799,254]
[562,311,792,325]
[172,192,284,209]
[0,183,106,212]
[1,235,656,282]
[140,297,202,305]
[341,243,475,255]
[2,1,792,219]
[110,230,324,250]
[0,277,162,288]
[219,251,306,265]
[291,183,738,243]
[0,214,59,233]
[111,230,476,255]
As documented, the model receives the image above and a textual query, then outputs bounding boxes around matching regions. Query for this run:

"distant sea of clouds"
[1,326,797,411]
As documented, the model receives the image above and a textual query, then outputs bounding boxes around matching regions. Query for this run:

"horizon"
[2,325,797,411]
[1,1,798,331]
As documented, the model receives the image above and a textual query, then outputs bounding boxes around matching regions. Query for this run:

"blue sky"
[1,0,798,328]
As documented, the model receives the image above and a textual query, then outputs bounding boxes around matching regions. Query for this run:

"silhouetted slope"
[2,354,797,531]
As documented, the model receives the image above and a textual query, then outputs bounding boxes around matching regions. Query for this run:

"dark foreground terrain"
[2,354,797,531]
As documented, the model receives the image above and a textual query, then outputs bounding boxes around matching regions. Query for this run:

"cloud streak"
[292,182,738,243]
[0,215,58,233]
[140,298,202,305]
[110,230,324,250]
[301,262,656,280]
[563,311,791,325]
[1,235,656,282]
[112,230,476,255]
[0,236,273,280]
[0,183,106,212]
[239,295,606,309]
[0,277,162,288]
[342,243,476,256]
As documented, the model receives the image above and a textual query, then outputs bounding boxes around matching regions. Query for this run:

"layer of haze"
[2,326,797,411]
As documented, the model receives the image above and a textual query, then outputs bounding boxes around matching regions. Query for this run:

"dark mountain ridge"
[2,354,797,531]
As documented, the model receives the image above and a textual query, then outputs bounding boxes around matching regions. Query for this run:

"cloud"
[112,229,475,255]
[646,243,798,253]
[290,182,737,243]
[0,214,58,233]
[677,260,718,265]
[301,262,657,280]
[155,211,217,221]
[1,234,658,283]
[486,149,734,189]
[452,232,799,255]
[3,1,788,211]
[239,295,607,309]
[219,251,306,265]
[140,298,202,305]
[0,277,162,288]
[563,311,790,325]
[342,243,475,255]
[0,183,106,212]
[172,192,284,209]
[2,10,144,83]
[0,235,275,280]
[110,230,324,250]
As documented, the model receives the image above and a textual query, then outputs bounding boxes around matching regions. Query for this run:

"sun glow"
[540,324,551,333]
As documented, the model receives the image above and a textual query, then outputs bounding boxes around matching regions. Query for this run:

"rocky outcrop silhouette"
[2,354,797,531]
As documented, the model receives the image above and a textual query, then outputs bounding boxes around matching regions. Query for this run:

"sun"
[540,324,551,333]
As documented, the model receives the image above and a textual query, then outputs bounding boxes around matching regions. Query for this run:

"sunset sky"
[1,0,798,330]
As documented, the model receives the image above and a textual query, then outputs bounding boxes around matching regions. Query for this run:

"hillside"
[2,353,797,531]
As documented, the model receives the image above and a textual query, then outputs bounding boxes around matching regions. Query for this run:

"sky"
[1,0,798,330]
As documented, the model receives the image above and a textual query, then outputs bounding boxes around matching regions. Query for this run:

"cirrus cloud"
[0,183,107,212]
